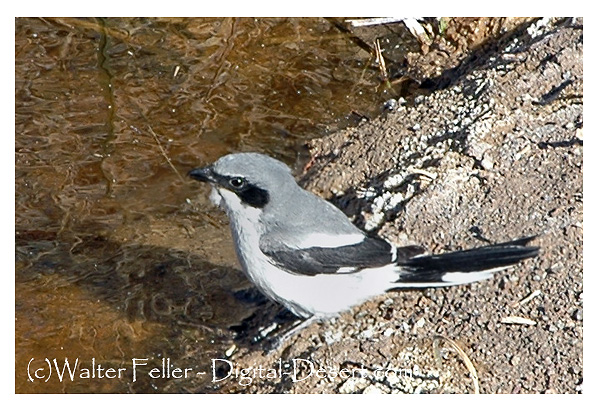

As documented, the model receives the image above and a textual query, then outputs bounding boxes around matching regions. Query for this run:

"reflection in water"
[15,17,402,392]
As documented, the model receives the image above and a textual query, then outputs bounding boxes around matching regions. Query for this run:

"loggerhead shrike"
[188,153,539,335]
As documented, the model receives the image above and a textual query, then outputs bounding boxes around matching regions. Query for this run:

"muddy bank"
[218,18,582,393]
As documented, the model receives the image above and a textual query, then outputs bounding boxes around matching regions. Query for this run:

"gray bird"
[188,153,538,339]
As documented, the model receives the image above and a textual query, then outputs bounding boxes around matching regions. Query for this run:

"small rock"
[225,344,237,357]
[359,328,374,339]
[338,377,370,394]
[481,156,494,170]
[362,384,385,394]
[384,99,398,111]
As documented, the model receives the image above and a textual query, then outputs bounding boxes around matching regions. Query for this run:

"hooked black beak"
[188,166,216,183]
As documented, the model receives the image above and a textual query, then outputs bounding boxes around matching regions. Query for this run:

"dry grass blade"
[510,289,541,308]
[406,167,438,181]
[501,316,537,326]
[433,335,480,394]
[346,18,406,27]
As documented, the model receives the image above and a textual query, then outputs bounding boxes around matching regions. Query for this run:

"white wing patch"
[295,233,364,249]
[336,266,358,274]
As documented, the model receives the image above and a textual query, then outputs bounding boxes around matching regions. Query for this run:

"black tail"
[394,236,539,287]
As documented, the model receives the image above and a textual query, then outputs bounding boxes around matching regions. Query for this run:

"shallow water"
[15,17,409,393]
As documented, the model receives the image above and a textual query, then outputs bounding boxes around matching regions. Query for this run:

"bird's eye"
[229,177,245,188]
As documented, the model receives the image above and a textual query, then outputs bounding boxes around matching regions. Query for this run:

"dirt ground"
[215,18,583,394]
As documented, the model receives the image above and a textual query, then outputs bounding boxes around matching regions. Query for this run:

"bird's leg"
[262,316,320,352]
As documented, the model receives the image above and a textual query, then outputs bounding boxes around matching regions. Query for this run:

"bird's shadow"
[15,230,297,355]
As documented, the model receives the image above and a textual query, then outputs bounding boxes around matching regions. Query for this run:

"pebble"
[359,328,374,339]
[362,384,385,394]
[481,156,494,170]
[384,99,398,111]
[338,377,370,394]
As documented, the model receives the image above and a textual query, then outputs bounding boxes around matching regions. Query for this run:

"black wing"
[261,236,396,276]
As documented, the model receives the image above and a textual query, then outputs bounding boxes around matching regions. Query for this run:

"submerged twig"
[374,39,388,80]
[147,125,186,182]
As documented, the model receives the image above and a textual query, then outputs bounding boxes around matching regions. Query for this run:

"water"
[15,17,409,393]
